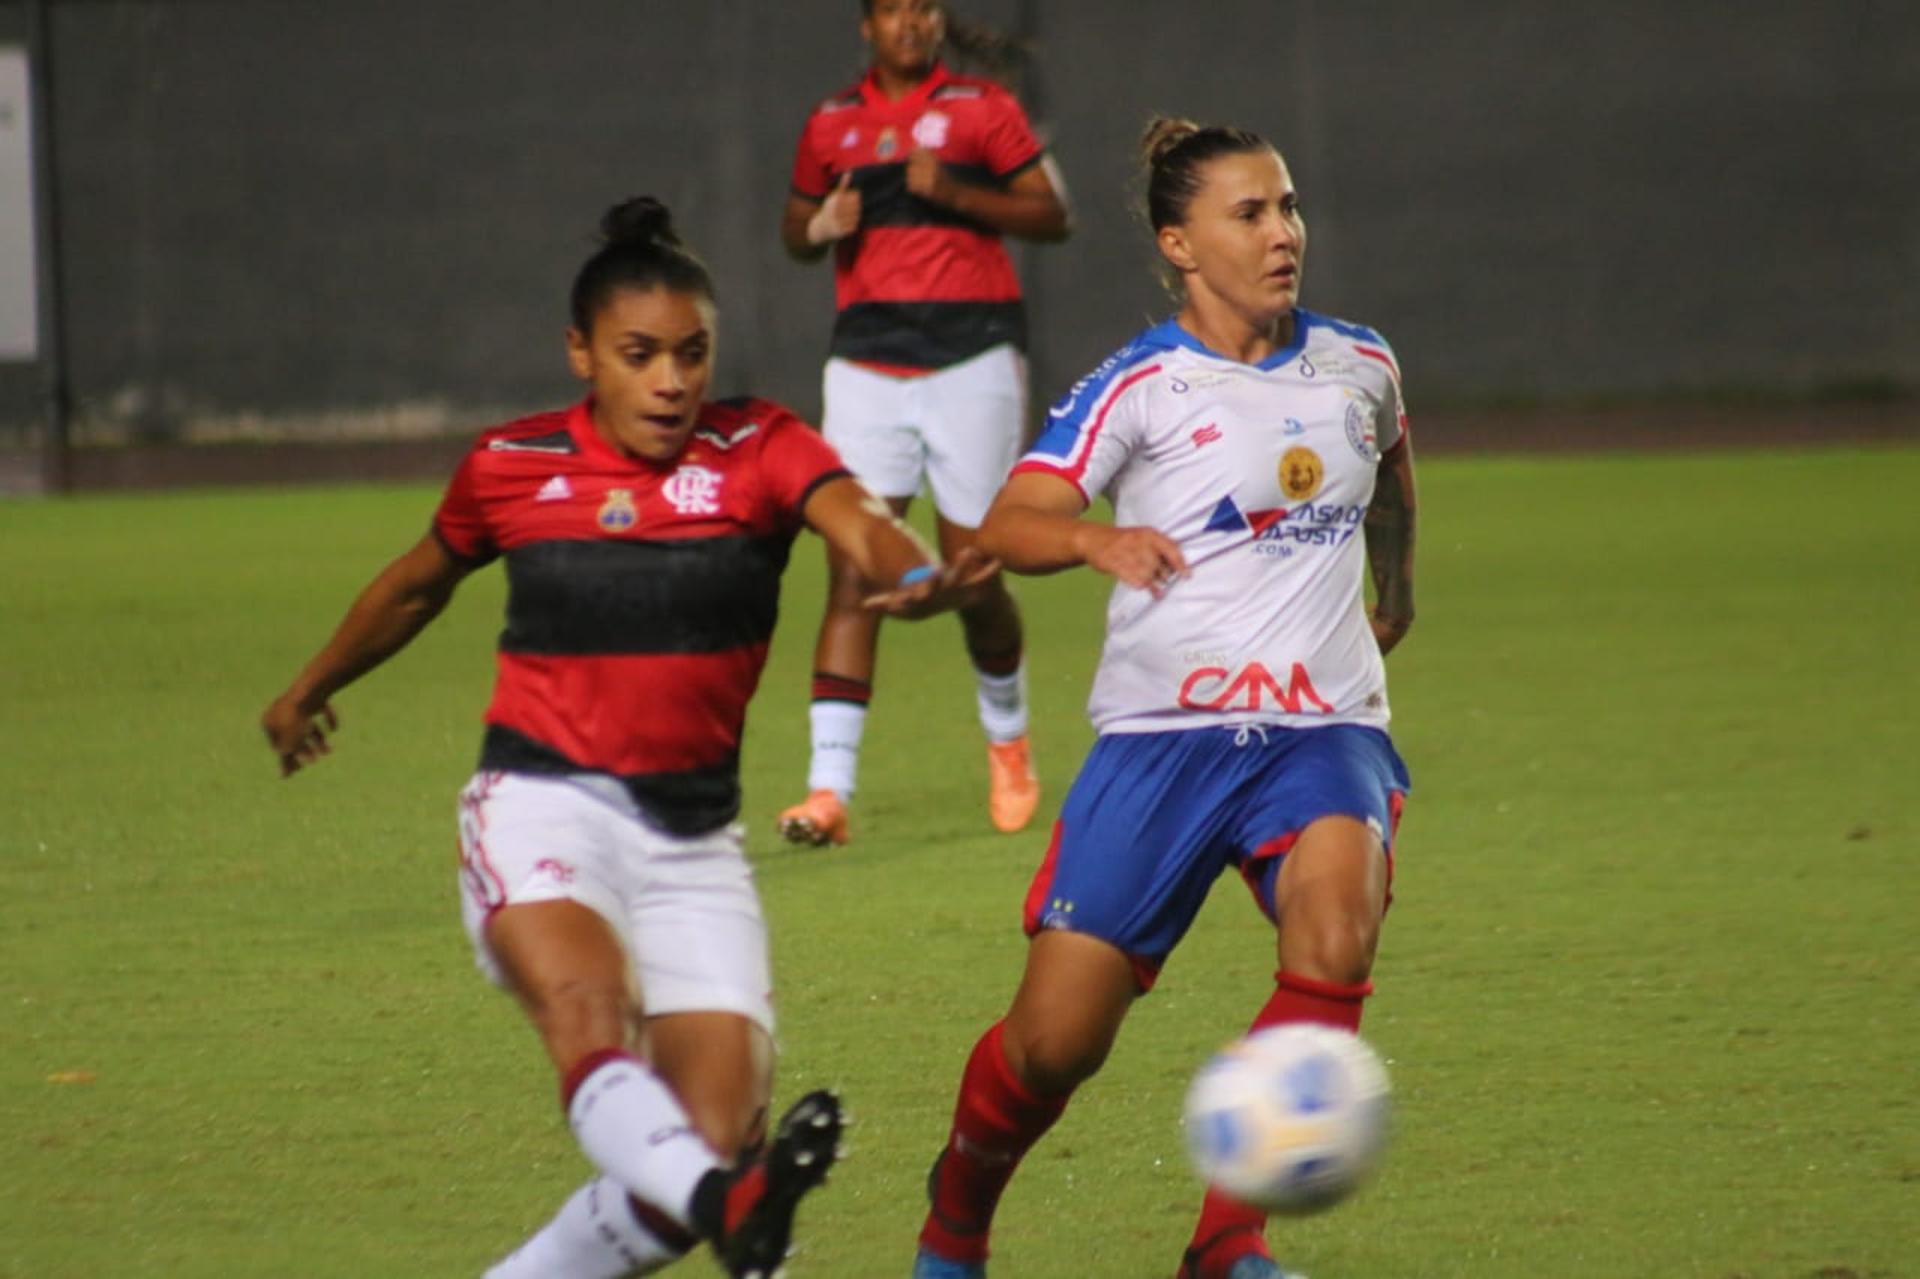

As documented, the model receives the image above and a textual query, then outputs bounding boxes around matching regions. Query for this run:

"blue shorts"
[1022,723,1410,989]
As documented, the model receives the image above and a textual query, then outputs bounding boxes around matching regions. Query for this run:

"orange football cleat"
[986,736,1041,834]
[778,789,850,847]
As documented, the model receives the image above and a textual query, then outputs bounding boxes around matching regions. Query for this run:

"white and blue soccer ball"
[1182,1023,1391,1214]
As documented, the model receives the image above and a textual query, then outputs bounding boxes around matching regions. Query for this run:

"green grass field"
[2,447,1916,1279]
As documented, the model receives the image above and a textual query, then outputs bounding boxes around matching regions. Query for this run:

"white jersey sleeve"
[1012,336,1167,503]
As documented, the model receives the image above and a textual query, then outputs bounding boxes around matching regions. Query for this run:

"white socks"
[807,700,868,799]
[566,1056,717,1234]
[975,663,1029,743]
[484,1177,684,1278]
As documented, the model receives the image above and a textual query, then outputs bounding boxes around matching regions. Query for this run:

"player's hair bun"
[1141,116,1202,169]
[600,196,682,250]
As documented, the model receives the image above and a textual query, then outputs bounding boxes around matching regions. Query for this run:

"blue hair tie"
[898,564,937,588]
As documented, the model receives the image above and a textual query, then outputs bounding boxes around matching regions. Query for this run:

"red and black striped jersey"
[433,397,850,833]
[791,61,1045,371]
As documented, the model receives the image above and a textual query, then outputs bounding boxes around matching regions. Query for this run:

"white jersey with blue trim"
[1014,310,1407,735]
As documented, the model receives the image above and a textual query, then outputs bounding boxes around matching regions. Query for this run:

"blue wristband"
[898,564,937,588]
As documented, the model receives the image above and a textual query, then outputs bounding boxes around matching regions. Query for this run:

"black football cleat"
[700,1089,845,1279]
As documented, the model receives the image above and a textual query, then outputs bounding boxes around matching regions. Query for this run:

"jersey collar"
[567,398,687,472]
[860,60,951,109]
[1147,310,1316,371]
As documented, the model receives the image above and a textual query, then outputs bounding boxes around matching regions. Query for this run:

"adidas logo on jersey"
[535,475,573,503]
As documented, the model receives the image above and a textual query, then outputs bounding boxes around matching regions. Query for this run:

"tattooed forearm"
[1365,443,1417,652]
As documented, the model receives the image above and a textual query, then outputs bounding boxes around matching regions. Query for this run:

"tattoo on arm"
[1365,447,1417,628]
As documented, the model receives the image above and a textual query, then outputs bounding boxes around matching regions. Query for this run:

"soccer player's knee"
[1013,1024,1111,1096]
[529,978,631,1052]
[1287,910,1380,986]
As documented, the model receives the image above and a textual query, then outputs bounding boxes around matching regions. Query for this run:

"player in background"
[777,0,1071,847]
[261,197,990,1279]
[907,118,1419,1279]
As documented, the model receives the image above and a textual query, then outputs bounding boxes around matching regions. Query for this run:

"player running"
[908,118,1419,1279]
[262,196,989,1279]
[777,0,1071,847]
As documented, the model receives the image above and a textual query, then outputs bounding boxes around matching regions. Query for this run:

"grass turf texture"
[1,448,1915,1279]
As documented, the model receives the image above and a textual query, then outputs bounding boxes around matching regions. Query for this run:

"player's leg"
[781,493,914,847]
[783,357,924,846]
[935,514,1039,834]
[630,816,843,1277]
[1179,728,1407,1279]
[919,345,1038,833]
[916,730,1240,1276]
[915,930,1138,1276]
[481,898,718,1276]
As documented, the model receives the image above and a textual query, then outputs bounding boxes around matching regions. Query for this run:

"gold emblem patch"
[597,487,638,532]
[1278,446,1324,501]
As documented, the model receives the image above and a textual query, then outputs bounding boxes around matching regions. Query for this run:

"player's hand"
[863,548,1001,619]
[807,173,863,245]
[262,694,338,777]
[1079,524,1189,598]
[1369,609,1412,656]
[904,148,955,206]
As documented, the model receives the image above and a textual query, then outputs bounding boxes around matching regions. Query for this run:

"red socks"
[918,1020,1069,1263]
[1181,971,1372,1277]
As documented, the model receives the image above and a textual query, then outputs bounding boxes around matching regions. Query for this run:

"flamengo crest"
[663,465,724,516]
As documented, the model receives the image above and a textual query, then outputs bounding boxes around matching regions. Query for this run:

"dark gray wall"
[4,0,1916,444]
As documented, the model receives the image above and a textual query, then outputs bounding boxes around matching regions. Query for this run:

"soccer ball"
[1181,1023,1391,1214]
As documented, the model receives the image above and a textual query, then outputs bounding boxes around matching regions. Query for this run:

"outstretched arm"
[905,152,1072,243]
[261,532,474,775]
[1364,439,1417,655]
[800,476,996,618]
[980,471,1187,595]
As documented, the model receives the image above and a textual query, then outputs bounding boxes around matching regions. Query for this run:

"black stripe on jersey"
[480,724,742,835]
[852,163,1004,232]
[796,467,853,517]
[486,429,578,455]
[832,301,1027,367]
[499,535,793,656]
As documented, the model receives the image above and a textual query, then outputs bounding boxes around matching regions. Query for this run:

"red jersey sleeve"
[790,113,833,200]
[756,405,853,523]
[980,90,1044,179]
[431,449,498,566]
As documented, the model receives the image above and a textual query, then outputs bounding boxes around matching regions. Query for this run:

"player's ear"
[565,326,592,382]
[1157,225,1198,275]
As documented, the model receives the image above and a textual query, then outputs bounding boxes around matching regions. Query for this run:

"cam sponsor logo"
[1177,661,1334,714]
[1279,446,1324,500]
[598,488,638,532]
[662,465,723,516]
[911,110,951,149]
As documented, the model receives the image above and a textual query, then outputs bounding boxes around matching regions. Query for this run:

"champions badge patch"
[597,488,638,532]
[1344,399,1378,462]
[1278,446,1324,501]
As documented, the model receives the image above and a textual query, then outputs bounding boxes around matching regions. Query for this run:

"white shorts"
[822,342,1027,528]
[456,771,774,1034]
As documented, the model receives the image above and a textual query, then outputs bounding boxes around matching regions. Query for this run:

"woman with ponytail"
[262,196,990,1279]
[908,118,1419,1279]
[777,0,1072,849]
